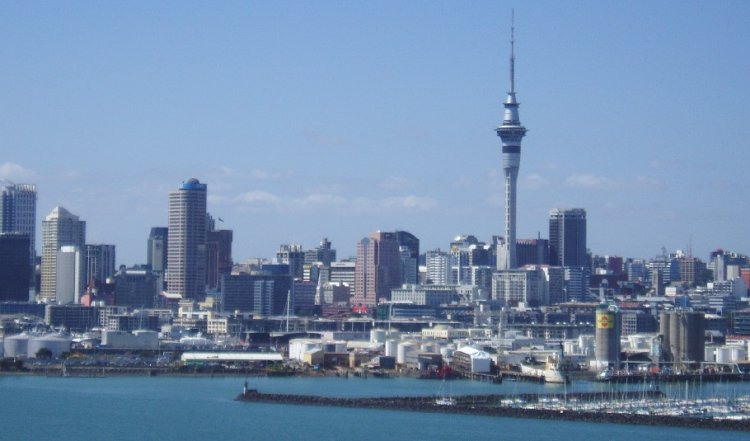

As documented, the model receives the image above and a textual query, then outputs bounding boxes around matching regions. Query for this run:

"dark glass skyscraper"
[1,183,37,267]
[549,208,587,267]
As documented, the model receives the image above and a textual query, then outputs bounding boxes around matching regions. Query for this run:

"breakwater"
[236,389,750,432]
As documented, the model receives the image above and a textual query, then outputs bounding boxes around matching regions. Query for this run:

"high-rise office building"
[206,228,233,291]
[85,244,116,285]
[496,19,527,270]
[0,233,31,301]
[549,208,587,267]
[166,179,207,301]
[56,245,84,304]
[276,244,305,280]
[40,207,86,302]
[0,183,37,267]
[354,231,401,307]
[426,250,451,285]
[394,230,419,283]
[147,227,168,272]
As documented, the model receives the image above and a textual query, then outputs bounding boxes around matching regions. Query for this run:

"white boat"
[519,355,568,384]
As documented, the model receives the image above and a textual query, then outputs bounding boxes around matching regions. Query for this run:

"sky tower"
[496,13,527,270]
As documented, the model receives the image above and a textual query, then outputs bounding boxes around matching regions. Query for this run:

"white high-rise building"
[166,179,207,300]
[40,207,86,302]
[496,16,527,270]
[0,182,37,266]
[426,250,451,285]
[56,245,84,304]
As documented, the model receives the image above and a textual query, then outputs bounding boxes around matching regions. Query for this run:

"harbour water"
[1,375,747,440]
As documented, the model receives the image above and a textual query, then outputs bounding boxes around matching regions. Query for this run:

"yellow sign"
[597,312,615,329]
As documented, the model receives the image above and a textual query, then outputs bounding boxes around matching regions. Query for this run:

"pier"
[236,389,750,431]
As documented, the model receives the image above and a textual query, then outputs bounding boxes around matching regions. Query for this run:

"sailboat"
[435,368,456,406]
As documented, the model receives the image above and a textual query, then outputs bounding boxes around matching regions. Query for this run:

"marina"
[236,386,750,431]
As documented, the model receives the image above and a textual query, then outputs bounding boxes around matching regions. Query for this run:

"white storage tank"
[715,347,732,364]
[396,342,415,365]
[370,329,386,344]
[4,333,30,358]
[28,334,72,359]
[731,346,747,363]
[704,346,716,363]
[385,339,398,357]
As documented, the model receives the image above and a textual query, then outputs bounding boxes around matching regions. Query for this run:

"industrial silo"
[28,334,72,359]
[659,311,672,362]
[594,304,621,369]
[370,329,386,344]
[396,342,415,365]
[681,311,705,364]
[669,311,683,364]
[4,333,30,358]
[385,339,398,357]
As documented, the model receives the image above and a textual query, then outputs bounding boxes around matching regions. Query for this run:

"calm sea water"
[1,375,746,441]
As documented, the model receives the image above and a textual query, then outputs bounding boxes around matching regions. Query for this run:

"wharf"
[236,389,750,432]
[601,372,750,384]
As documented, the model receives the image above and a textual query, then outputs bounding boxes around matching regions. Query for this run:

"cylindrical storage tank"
[396,342,415,365]
[385,340,398,357]
[595,306,621,368]
[659,311,672,362]
[730,347,746,363]
[704,346,716,363]
[716,347,732,364]
[370,329,386,344]
[28,334,72,359]
[669,312,682,363]
[682,312,705,364]
[4,333,30,358]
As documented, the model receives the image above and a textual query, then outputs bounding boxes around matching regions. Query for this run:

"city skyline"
[2,2,749,265]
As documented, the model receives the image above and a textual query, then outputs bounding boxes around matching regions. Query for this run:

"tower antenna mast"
[510,9,515,94]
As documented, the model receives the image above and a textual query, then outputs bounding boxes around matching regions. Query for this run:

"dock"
[236,389,750,431]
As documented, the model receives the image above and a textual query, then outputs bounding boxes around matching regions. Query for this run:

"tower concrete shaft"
[496,17,526,270]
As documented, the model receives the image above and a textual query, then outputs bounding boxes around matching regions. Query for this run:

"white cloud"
[292,193,347,208]
[380,195,437,211]
[379,176,416,190]
[0,162,36,181]
[564,173,619,190]
[452,175,475,189]
[235,190,282,205]
[522,173,550,190]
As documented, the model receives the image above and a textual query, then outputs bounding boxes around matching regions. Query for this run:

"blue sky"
[2,1,749,265]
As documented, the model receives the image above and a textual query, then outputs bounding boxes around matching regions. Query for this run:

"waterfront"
[2,376,748,440]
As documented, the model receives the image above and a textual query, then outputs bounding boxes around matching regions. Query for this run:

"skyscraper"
[496,17,527,270]
[354,231,401,307]
[0,233,31,302]
[166,178,207,301]
[0,183,37,267]
[549,208,587,267]
[147,227,168,273]
[85,244,116,284]
[206,228,233,291]
[40,207,86,302]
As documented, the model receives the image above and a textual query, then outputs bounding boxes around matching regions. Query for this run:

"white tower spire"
[496,11,527,270]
